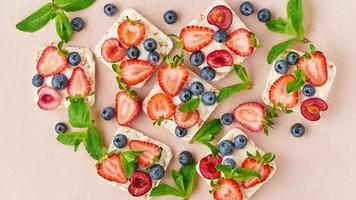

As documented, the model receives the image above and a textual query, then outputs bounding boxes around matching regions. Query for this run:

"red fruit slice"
[158,64,189,96]
[199,154,222,180]
[147,93,175,121]
[207,50,233,68]
[213,179,243,200]
[268,74,299,108]
[174,105,200,128]
[179,26,214,52]
[128,140,161,167]
[119,60,155,86]
[128,171,152,197]
[297,51,328,87]
[225,28,255,57]
[233,102,266,132]
[37,86,62,110]
[300,98,328,121]
[36,46,67,77]
[115,91,140,125]
[97,154,128,184]
[101,38,127,63]
[241,157,271,188]
[207,5,233,30]
[67,66,91,97]
[118,20,145,47]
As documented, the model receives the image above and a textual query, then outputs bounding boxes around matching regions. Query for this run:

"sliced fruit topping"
[233,102,266,132]
[36,46,67,77]
[115,91,140,125]
[128,140,161,167]
[225,28,257,57]
[268,74,299,108]
[300,98,328,121]
[199,154,222,180]
[207,50,233,68]
[118,60,155,86]
[158,64,189,96]
[101,38,126,63]
[128,171,152,197]
[213,178,243,200]
[174,105,200,128]
[67,66,91,97]
[37,86,62,110]
[97,154,128,184]
[297,51,328,87]
[207,5,233,30]
[118,19,145,47]
[147,93,175,124]
[179,25,214,52]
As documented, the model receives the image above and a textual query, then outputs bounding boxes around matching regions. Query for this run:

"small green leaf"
[234,65,251,84]
[286,69,305,93]
[56,132,87,151]
[215,164,233,178]
[266,17,291,34]
[55,10,73,43]
[16,3,54,32]
[112,64,118,72]
[249,32,261,48]
[179,97,200,112]
[191,119,222,144]
[172,170,185,195]
[57,41,68,56]
[179,163,197,198]
[204,143,219,157]
[68,98,92,128]
[150,184,184,197]
[267,38,299,64]
[85,126,107,160]
[54,0,96,12]
[309,44,316,53]
[217,83,252,103]
[232,167,261,181]
[287,0,304,37]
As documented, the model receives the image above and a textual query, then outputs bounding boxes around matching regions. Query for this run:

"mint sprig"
[179,97,200,113]
[286,69,305,93]
[215,165,261,182]
[120,150,143,178]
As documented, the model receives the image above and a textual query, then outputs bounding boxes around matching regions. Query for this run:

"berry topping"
[199,154,222,180]
[32,74,44,87]
[213,179,243,200]
[179,88,192,103]
[274,60,289,74]
[143,38,158,52]
[174,105,200,128]
[179,25,214,52]
[118,60,155,86]
[101,38,127,63]
[207,5,233,30]
[51,73,68,90]
[214,29,228,43]
[225,28,256,57]
[190,81,204,95]
[67,66,91,97]
[240,1,255,16]
[287,52,299,65]
[149,164,165,180]
[302,84,316,97]
[190,51,205,66]
[222,158,236,168]
[300,98,328,121]
[207,50,233,68]
[221,113,234,125]
[147,51,160,63]
[200,66,216,81]
[71,17,84,32]
[115,91,140,126]
[37,86,62,110]
[175,126,188,138]
[128,171,152,197]
[218,140,234,155]
[202,91,217,106]
[297,51,328,87]
[179,151,194,166]
[234,134,247,149]
[68,52,81,66]
[102,107,115,120]
[118,19,145,47]
[291,123,305,137]
[36,46,67,77]
[147,93,175,123]
[269,74,299,108]
[164,10,178,24]
[104,3,118,17]
[257,8,272,23]
[97,154,128,184]
[158,64,189,96]
[55,122,67,134]
[127,46,140,59]
[128,140,161,167]
[113,134,128,148]
[233,102,266,132]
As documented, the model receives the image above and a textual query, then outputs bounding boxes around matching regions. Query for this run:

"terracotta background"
[1,0,356,199]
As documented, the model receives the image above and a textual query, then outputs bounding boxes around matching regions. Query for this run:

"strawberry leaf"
[179,97,200,112]
[16,3,54,32]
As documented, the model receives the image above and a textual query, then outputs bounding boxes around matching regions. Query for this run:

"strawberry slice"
[36,46,67,77]
[128,171,152,197]
[207,50,233,68]
[179,26,214,52]
[174,105,200,128]
[207,5,233,30]
[233,102,266,132]
[213,179,243,200]
[67,66,91,97]
[97,154,128,184]
[118,60,155,86]
[268,74,299,108]
[118,19,145,47]
[101,38,127,63]
[158,64,189,96]
[128,140,161,167]
[115,91,140,125]
[300,98,328,121]
[225,28,256,57]
[147,93,175,123]
[37,86,62,110]
[297,51,328,87]
[199,154,222,180]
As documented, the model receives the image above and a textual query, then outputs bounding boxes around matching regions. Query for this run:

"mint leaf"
[215,164,233,178]
[267,38,299,64]
[16,3,54,32]
[286,69,305,93]
[204,142,219,157]
[86,126,107,160]
[287,0,304,37]
[217,83,251,103]
[55,10,73,43]
[232,167,261,181]
[191,119,222,144]
[179,97,200,112]
[234,65,251,85]
[56,132,87,151]
[266,17,296,35]
[172,170,185,195]
[120,150,143,177]
[68,98,92,128]
[179,163,196,198]
[57,41,68,56]
[54,0,96,12]
[150,184,184,197]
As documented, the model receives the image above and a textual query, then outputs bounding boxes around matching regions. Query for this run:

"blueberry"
[179,88,192,102]
[214,29,228,43]
[104,3,118,17]
[218,140,234,155]
[143,38,158,52]
[202,91,217,106]
[51,73,68,90]
[32,74,44,87]
[291,123,305,137]
[55,122,67,134]
[149,164,165,180]
[257,8,272,23]
[71,17,85,32]
[240,1,255,16]
[102,107,115,120]
[200,66,216,81]
[127,46,140,59]
[133,163,139,171]
[175,126,188,138]
[222,158,236,168]
[274,60,289,74]
[287,52,299,65]
[302,84,316,97]
[234,134,247,149]
[113,134,128,148]
[148,51,160,63]
[164,10,178,24]
[178,151,194,166]
[221,113,234,125]
[68,52,81,66]
[190,51,205,66]
[190,81,204,95]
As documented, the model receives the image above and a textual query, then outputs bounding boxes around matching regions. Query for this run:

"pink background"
[1,0,356,199]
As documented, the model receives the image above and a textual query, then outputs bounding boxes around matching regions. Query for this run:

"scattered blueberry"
[218,140,234,155]
[179,88,192,102]
[200,66,216,81]
[222,158,236,168]
[178,151,194,166]
[113,134,128,148]
[68,52,81,66]
[127,46,140,59]
[302,84,316,97]
[32,74,44,87]
[287,52,299,65]
[164,10,178,24]
[55,122,67,134]
[190,51,205,66]
[71,17,85,32]
[190,81,204,95]
[214,29,228,43]
[51,73,68,90]
[143,38,158,52]
[234,134,247,149]
[148,51,160,63]
[149,164,165,180]
[240,1,255,16]
[221,113,234,125]
[104,3,118,17]
[133,163,139,171]
[274,60,289,74]
[202,91,217,106]
[102,107,115,120]
[175,126,188,138]
[257,8,272,23]
[291,123,305,137]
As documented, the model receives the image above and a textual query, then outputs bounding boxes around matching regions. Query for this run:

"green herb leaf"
[85,126,107,160]
[179,97,200,112]
[287,0,304,37]
[172,170,185,195]
[232,167,261,181]
[267,38,299,64]
[250,32,261,48]
[179,163,197,198]
[68,98,92,128]
[56,132,87,151]
[234,65,251,85]
[309,44,316,53]
[150,184,184,197]
[57,41,68,56]
[266,17,296,35]
[217,83,252,103]
[112,64,118,73]
[215,164,233,178]
[54,0,96,12]
[16,3,54,32]
[204,142,219,157]
[120,150,143,178]
[55,10,73,43]
[191,119,222,144]
[286,69,305,93]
